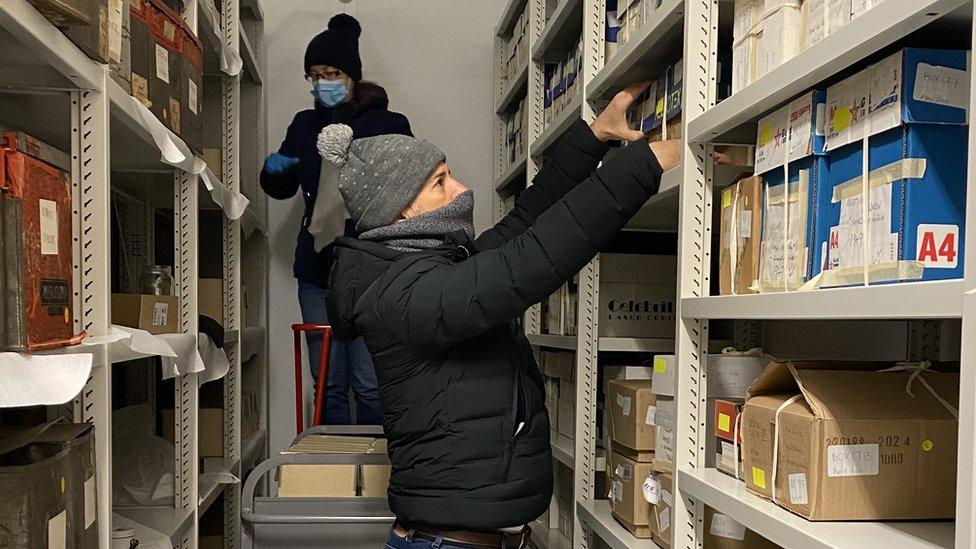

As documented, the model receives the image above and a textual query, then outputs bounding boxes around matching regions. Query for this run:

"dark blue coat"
[260,82,412,286]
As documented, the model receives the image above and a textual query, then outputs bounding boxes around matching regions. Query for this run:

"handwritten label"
[642,474,660,504]
[189,79,199,115]
[827,443,879,477]
[645,405,656,426]
[788,472,809,505]
[709,513,746,540]
[39,199,59,255]
[616,394,632,416]
[914,63,969,110]
[152,302,169,326]
[657,508,670,533]
[155,43,169,82]
[108,0,123,61]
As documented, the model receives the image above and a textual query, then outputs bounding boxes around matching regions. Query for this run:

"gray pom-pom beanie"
[317,124,446,232]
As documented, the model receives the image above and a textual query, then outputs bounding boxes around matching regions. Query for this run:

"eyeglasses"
[306,70,345,82]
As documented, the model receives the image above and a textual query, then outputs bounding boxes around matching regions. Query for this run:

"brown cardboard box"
[129,0,152,108]
[198,278,223,322]
[719,176,762,295]
[608,451,656,539]
[112,293,179,334]
[145,0,182,134]
[163,408,224,457]
[606,379,656,462]
[177,19,203,152]
[742,361,959,520]
[63,0,109,63]
[703,505,781,548]
[714,399,743,478]
[27,0,92,25]
[278,436,391,498]
[199,536,223,549]
[107,0,132,93]
[1,130,71,171]
[598,254,676,338]
[652,473,672,549]
[557,399,574,439]
[202,148,223,180]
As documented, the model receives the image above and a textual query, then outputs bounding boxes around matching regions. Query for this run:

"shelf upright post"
[70,73,112,549]
[573,1,605,547]
[222,0,244,544]
[524,0,544,338]
[673,0,721,547]
[954,3,976,545]
[493,27,507,224]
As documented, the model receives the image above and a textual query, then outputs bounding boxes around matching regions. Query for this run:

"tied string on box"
[720,347,764,481]
[878,361,958,418]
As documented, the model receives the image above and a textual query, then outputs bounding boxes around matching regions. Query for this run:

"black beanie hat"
[304,14,363,81]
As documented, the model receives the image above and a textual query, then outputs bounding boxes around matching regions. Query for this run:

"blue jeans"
[383,529,470,549]
[297,281,382,425]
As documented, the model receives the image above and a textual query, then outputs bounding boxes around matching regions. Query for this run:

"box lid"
[755,90,826,174]
[747,361,959,420]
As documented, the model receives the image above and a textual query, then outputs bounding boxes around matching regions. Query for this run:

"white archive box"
[651,396,676,429]
[604,364,653,381]
[651,355,677,397]
[801,0,852,51]
[733,0,762,42]
[706,352,770,398]
[756,3,802,79]
[732,34,759,94]
[851,0,877,18]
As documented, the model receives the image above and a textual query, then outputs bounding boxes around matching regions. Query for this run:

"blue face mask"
[312,80,348,107]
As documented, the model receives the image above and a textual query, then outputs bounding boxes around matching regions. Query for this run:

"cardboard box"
[145,0,182,134]
[652,396,675,429]
[559,379,576,403]
[652,425,674,473]
[1,130,71,171]
[163,408,224,457]
[719,176,763,295]
[742,361,959,520]
[1,148,77,351]
[599,254,677,338]
[732,0,761,42]
[651,473,673,548]
[707,352,769,398]
[198,278,223,322]
[177,19,203,152]
[199,536,223,549]
[112,293,179,334]
[731,33,757,94]
[278,436,391,498]
[544,351,575,381]
[27,0,92,25]
[714,399,744,478]
[651,355,676,396]
[819,48,969,286]
[755,91,830,290]
[606,379,655,461]
[63,0,109,63]
[801,0,851,51]
[129,0,152,108]
[603,364,653,381]
[608,451,656,539]
[755,4,801,79]
[703,506,782,548]
[202,148,222,180]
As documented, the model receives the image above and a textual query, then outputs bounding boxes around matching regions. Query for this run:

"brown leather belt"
[393,522,530,549]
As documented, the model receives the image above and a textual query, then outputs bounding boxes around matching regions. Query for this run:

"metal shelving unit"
[0,0,268,547]
[494,0,976,547]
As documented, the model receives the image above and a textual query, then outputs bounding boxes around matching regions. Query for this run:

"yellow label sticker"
[722,188,733,208]
[922,439,934,452]
[752,467,766,489]
[653,357,667,374]
[718,413,731,433]
[833,107,852,132]
[60,477,66,493]
[759,123,774,145]
[655,97,665,117]
[64,307,70,323]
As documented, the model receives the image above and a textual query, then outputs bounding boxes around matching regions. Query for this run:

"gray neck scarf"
[359,190,475,252]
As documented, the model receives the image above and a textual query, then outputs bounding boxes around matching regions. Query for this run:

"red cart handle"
[292,323,332,435]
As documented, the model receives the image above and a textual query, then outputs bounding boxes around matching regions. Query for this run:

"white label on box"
[868,52,904,135]
[827,443,879,477]
[616,394,632,416]
[721,440,736,465]
[761,202,786,283]
[156,43,170,83]
[916,224,959,268]
[788,97,815,160]
[48,510,66,549]
[788,472,809,505]
[615,464,633,482]
[662,489,673,507]
[189,79,199,115]
[109,0,123,61]
[786,185,808,285]
[84,475,96,528]
[833,183,894,268]
[153,302,169,326]
[658,508,670,533]
[709,513,747,540]
[645,405,657,425]
[642,474,660,503]
[739,210,753,238]
[656,427,675,462]
[612,479,623,502]
[39,199,59,255]
[914,63,969,110]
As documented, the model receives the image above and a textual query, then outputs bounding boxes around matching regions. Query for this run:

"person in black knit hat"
[261,13,412,426]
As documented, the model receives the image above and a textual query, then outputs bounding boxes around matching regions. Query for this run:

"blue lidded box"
[819,47,969,286]
[754,90,830,291]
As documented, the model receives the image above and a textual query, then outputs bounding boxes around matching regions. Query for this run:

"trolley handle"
[241,452,394,526]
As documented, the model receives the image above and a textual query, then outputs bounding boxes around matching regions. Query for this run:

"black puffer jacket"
[327,121,663,530]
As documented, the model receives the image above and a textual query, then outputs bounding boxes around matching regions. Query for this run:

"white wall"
[262,0,502,453]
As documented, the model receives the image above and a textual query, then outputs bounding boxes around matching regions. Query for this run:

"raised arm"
[378,135,680,353]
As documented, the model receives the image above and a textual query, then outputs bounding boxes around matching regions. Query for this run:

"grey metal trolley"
[241,424,395,548]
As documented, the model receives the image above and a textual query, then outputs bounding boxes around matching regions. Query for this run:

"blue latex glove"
[264,153,299,174]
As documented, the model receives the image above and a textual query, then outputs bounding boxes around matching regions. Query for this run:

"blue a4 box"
[819,48,969,286]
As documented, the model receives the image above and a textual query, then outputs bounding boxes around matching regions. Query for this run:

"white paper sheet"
[158,333,205,379]
[0,353,92,407]
[197,334,230,385]
[200,167,250,220]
